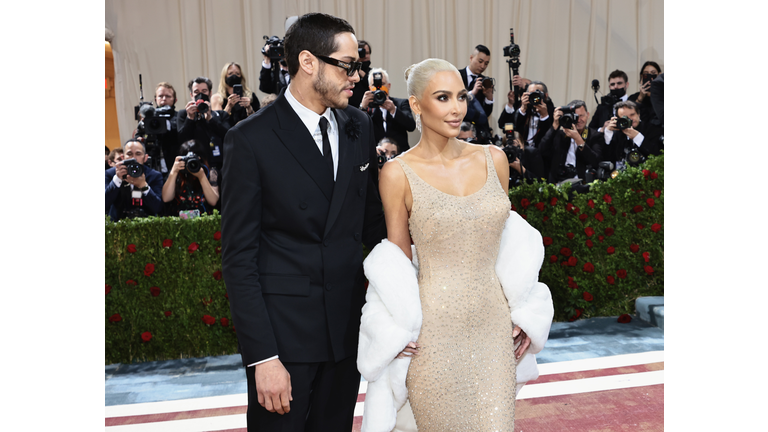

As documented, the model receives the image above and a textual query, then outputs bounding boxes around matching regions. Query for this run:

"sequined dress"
[396,145,517,431]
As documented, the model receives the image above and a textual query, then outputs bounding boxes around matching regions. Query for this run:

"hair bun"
[404,64,416,82]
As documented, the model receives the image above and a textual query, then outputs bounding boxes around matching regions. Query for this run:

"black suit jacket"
[459,68,494,117]
[367,96,416,150]
[539,126,603,183]
[259,65,289,95]
[176,109,231,169]
[104,165,164,221]
[602,120,664,166]
[220,92,387,366]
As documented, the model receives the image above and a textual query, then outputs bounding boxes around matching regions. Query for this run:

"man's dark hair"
[474,44,491,56]
[122,137,146,152]
[187,77,213,93]
[284,13,356,78]
[528,80,549,96]
[614,100,639,115]
[608,69,628,83]
[567,99,587,111]
[639,61,662,79]
[460,121,475,134]
[358,40,371,55]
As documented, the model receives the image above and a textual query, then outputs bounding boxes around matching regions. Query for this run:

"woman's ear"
[409,95,420,117]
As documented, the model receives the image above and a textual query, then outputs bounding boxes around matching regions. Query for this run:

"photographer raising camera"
[602,100,663,170]
[211,62,260,128]
[105,139,165,222]
[360,68,416,150]
[162,141,219,217]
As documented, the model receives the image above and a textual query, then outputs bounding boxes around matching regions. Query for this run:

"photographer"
[602,100,663,170]
[162,140,219,217]
[376,137,399,174]
[212,62,260,128]
[590,69,630,131]
[496,77,531,131]
[259,40,290,95]
[503,129,542,186]
[176,77,231,175]
[457,122,476,142]
[539,100,603,184]
[360,68,416,150]
[628,61,662,125]
[459,45,495,141]
[105,139,164,222]
[348,40,372,109]
[134,82,180,177]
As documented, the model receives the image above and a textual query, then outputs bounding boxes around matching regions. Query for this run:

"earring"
[414,113,421,132]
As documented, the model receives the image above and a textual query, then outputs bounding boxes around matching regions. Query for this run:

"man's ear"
[298,50,317,76]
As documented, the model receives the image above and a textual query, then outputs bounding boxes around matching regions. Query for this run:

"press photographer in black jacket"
[539,100,603,184]
[602,100,663,170]
[176,77,231,173]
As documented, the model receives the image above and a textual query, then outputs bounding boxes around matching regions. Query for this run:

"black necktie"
[319,117,334,180]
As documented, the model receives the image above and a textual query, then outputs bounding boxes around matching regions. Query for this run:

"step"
[635,296,664,331]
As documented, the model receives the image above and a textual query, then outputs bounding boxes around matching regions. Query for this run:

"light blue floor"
[105,315,664,407]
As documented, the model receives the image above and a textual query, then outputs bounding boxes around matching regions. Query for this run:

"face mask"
[225,75,242,87]
[610,87,626,98]
[362,61,371,72]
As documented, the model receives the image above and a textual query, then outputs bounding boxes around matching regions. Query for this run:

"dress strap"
[483,145,505,193]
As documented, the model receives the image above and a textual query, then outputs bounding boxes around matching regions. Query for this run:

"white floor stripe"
[517,370,664,400]
[536,351,664,376]
[106,413,246,431]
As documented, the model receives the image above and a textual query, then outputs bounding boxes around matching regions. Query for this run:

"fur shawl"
[357,211,554,432]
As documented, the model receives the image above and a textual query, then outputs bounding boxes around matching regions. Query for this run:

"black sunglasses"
[314,54,362,77]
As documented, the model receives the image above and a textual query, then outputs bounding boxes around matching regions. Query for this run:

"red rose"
[106,284,111,295]
[637,224,645,230]
[595,212,604,222]
[550,197,558,206]
[630,244,640,253]
[164,311,172,317]
[651,223,662,233]
[213,270,223,281]
[566,203,574,212]
[646,198,655,208]
[616,269,627,279]
[127,244,137,253]
[584,227,595,237]
[587,199,595,209]
[642,169,650,178]
[162,239,172,248]
[607,246,615,255]
[549,255,557,263]
[650,172,658,180]
[572,206,580,214]
[603,194,612,204]
[141,332,152,342]
[203,297,214,305]
[622,212,627,217]
[567,232,575,240]
[583,262,595,273]
[654,190,661,198]
[202,315,216,325]
[144,263,155,277]
[583,291,593,301]
[609,206,617,215]
[543,216,549,222]
[510,203,517,211]
[221,317,229,327]
[214,231,222,241]
[543,237,553,246]
[618,314,632,323]
[520,198,530,209]
[606,275,615,285]
[560,247,572,257]
[150,286,160,297]
[109,313,122,323]
[567,276,578,289]
[644,265,654,274]
[586,240,594,248]
[598,235,604,243]
[126,279,137,286]
[633,205,643,213]
[188,242,199,253]
[604,227,614,237]
[215,246,222,254]
[643,251,651,262]
[535,202,545,211]
[569,308,583,321]
[567,256,578,267]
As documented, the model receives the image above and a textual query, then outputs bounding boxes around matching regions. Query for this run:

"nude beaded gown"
[395,145,517,431]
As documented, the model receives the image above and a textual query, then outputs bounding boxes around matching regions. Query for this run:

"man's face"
[617,107,640,128]
[575,106,589,131]
[109,152,125,167]
[609,77,627,91]
[190,82,211,99]
[360,44,371,63]
[468,51,490,75]
[526,84,547,100]
[155,86,175,107]
[377,142,398,158]
[313,32,361,109]
[457,129,474,140]
[124,142,148,165]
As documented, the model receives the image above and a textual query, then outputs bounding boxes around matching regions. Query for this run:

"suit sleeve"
[538,127,557,158]
[391,99,416,132]
[176,110,194,144]
[581,131,603,166]
[143,171,165,216]
[259,65,276,94]
[361,114,387,251]
[105,169,120,213]
[220,127,279,366]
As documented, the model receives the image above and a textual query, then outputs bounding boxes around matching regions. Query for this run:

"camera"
[481,76,495,92]
[625,146,646,167]
[503,28,523,99]
[616,116,632,130]
[529,89,544,108]
[194,93,210,114]
[600,93,619,107]
[138,105,173,135]
[559,106,579,130]
[584,161,618,183]
[181,152,202,174]
[369,72,388,109]
[556,164,578,182]
[262,35,285,62]
[502,145,522,164]
[122,158,145,178]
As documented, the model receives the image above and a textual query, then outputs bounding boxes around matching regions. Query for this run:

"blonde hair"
[404,58,460,131]
[216,62,253,101]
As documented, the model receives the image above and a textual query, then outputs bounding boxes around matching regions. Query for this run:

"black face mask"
[362,61,371,72]
[225,75,242,87]
[610,87,626,98]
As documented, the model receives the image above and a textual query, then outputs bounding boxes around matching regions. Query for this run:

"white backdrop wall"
[105,0,663,145]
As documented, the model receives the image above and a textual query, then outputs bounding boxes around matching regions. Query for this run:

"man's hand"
[381,98,396,115]
[117,162,147,188]
[519,92,529,114]
[482,85,494,101]
[563,125,582,143]
[513,325,531,359]
[509,160,523,174]
[622,126,640,140]
[606,117,618,132]
[512,74,524,88]
[535,100,548,118]
[185,100,198,120]
[254,358,292,415]
[471,77,483,96]
[115,162,128,180]
[552,107,563,130]
[360,91,374,109]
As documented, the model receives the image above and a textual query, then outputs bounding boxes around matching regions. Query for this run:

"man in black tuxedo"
[602,100,663,170]
[105,139,164,221]
[360,68,416,151]
[539,100,603,184]
[259,42,291,95]
[590,69,630,132]
[220,13,386,432]
[459,45,495,140]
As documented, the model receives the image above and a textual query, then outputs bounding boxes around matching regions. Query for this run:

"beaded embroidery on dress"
[395,145,517,431]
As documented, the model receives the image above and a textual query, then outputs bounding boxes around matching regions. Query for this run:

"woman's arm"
[161,156,184,203]
[378,159,412,260]
[196,170,219,206]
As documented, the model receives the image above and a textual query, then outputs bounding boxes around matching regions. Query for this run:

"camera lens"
[373,90,387,105]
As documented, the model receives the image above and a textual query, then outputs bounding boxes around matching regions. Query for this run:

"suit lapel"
[272,95,334,201]
[324,108,354,237]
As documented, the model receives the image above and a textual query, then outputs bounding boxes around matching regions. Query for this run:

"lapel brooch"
[345,116,361,141]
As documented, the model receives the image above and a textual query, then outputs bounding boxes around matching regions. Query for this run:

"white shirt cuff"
[604,129,614,144]
[248,355,279,367]
[112,175,122,187]
[262,59,271,69]
[633,132,645,147]
[484,97,494,105]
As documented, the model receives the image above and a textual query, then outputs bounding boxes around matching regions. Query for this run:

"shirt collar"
[285,84,336,135]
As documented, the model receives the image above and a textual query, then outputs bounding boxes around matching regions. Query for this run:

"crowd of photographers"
[106,34,663,222]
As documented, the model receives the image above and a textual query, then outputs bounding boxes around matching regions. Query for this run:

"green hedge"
[105,154,663,364]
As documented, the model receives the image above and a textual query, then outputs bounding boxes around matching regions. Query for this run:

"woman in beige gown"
[378,58,532,431]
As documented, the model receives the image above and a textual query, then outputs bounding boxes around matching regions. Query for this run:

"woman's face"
[413,71,468,138]
[227,64,242,78]
[641,64,659,81]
